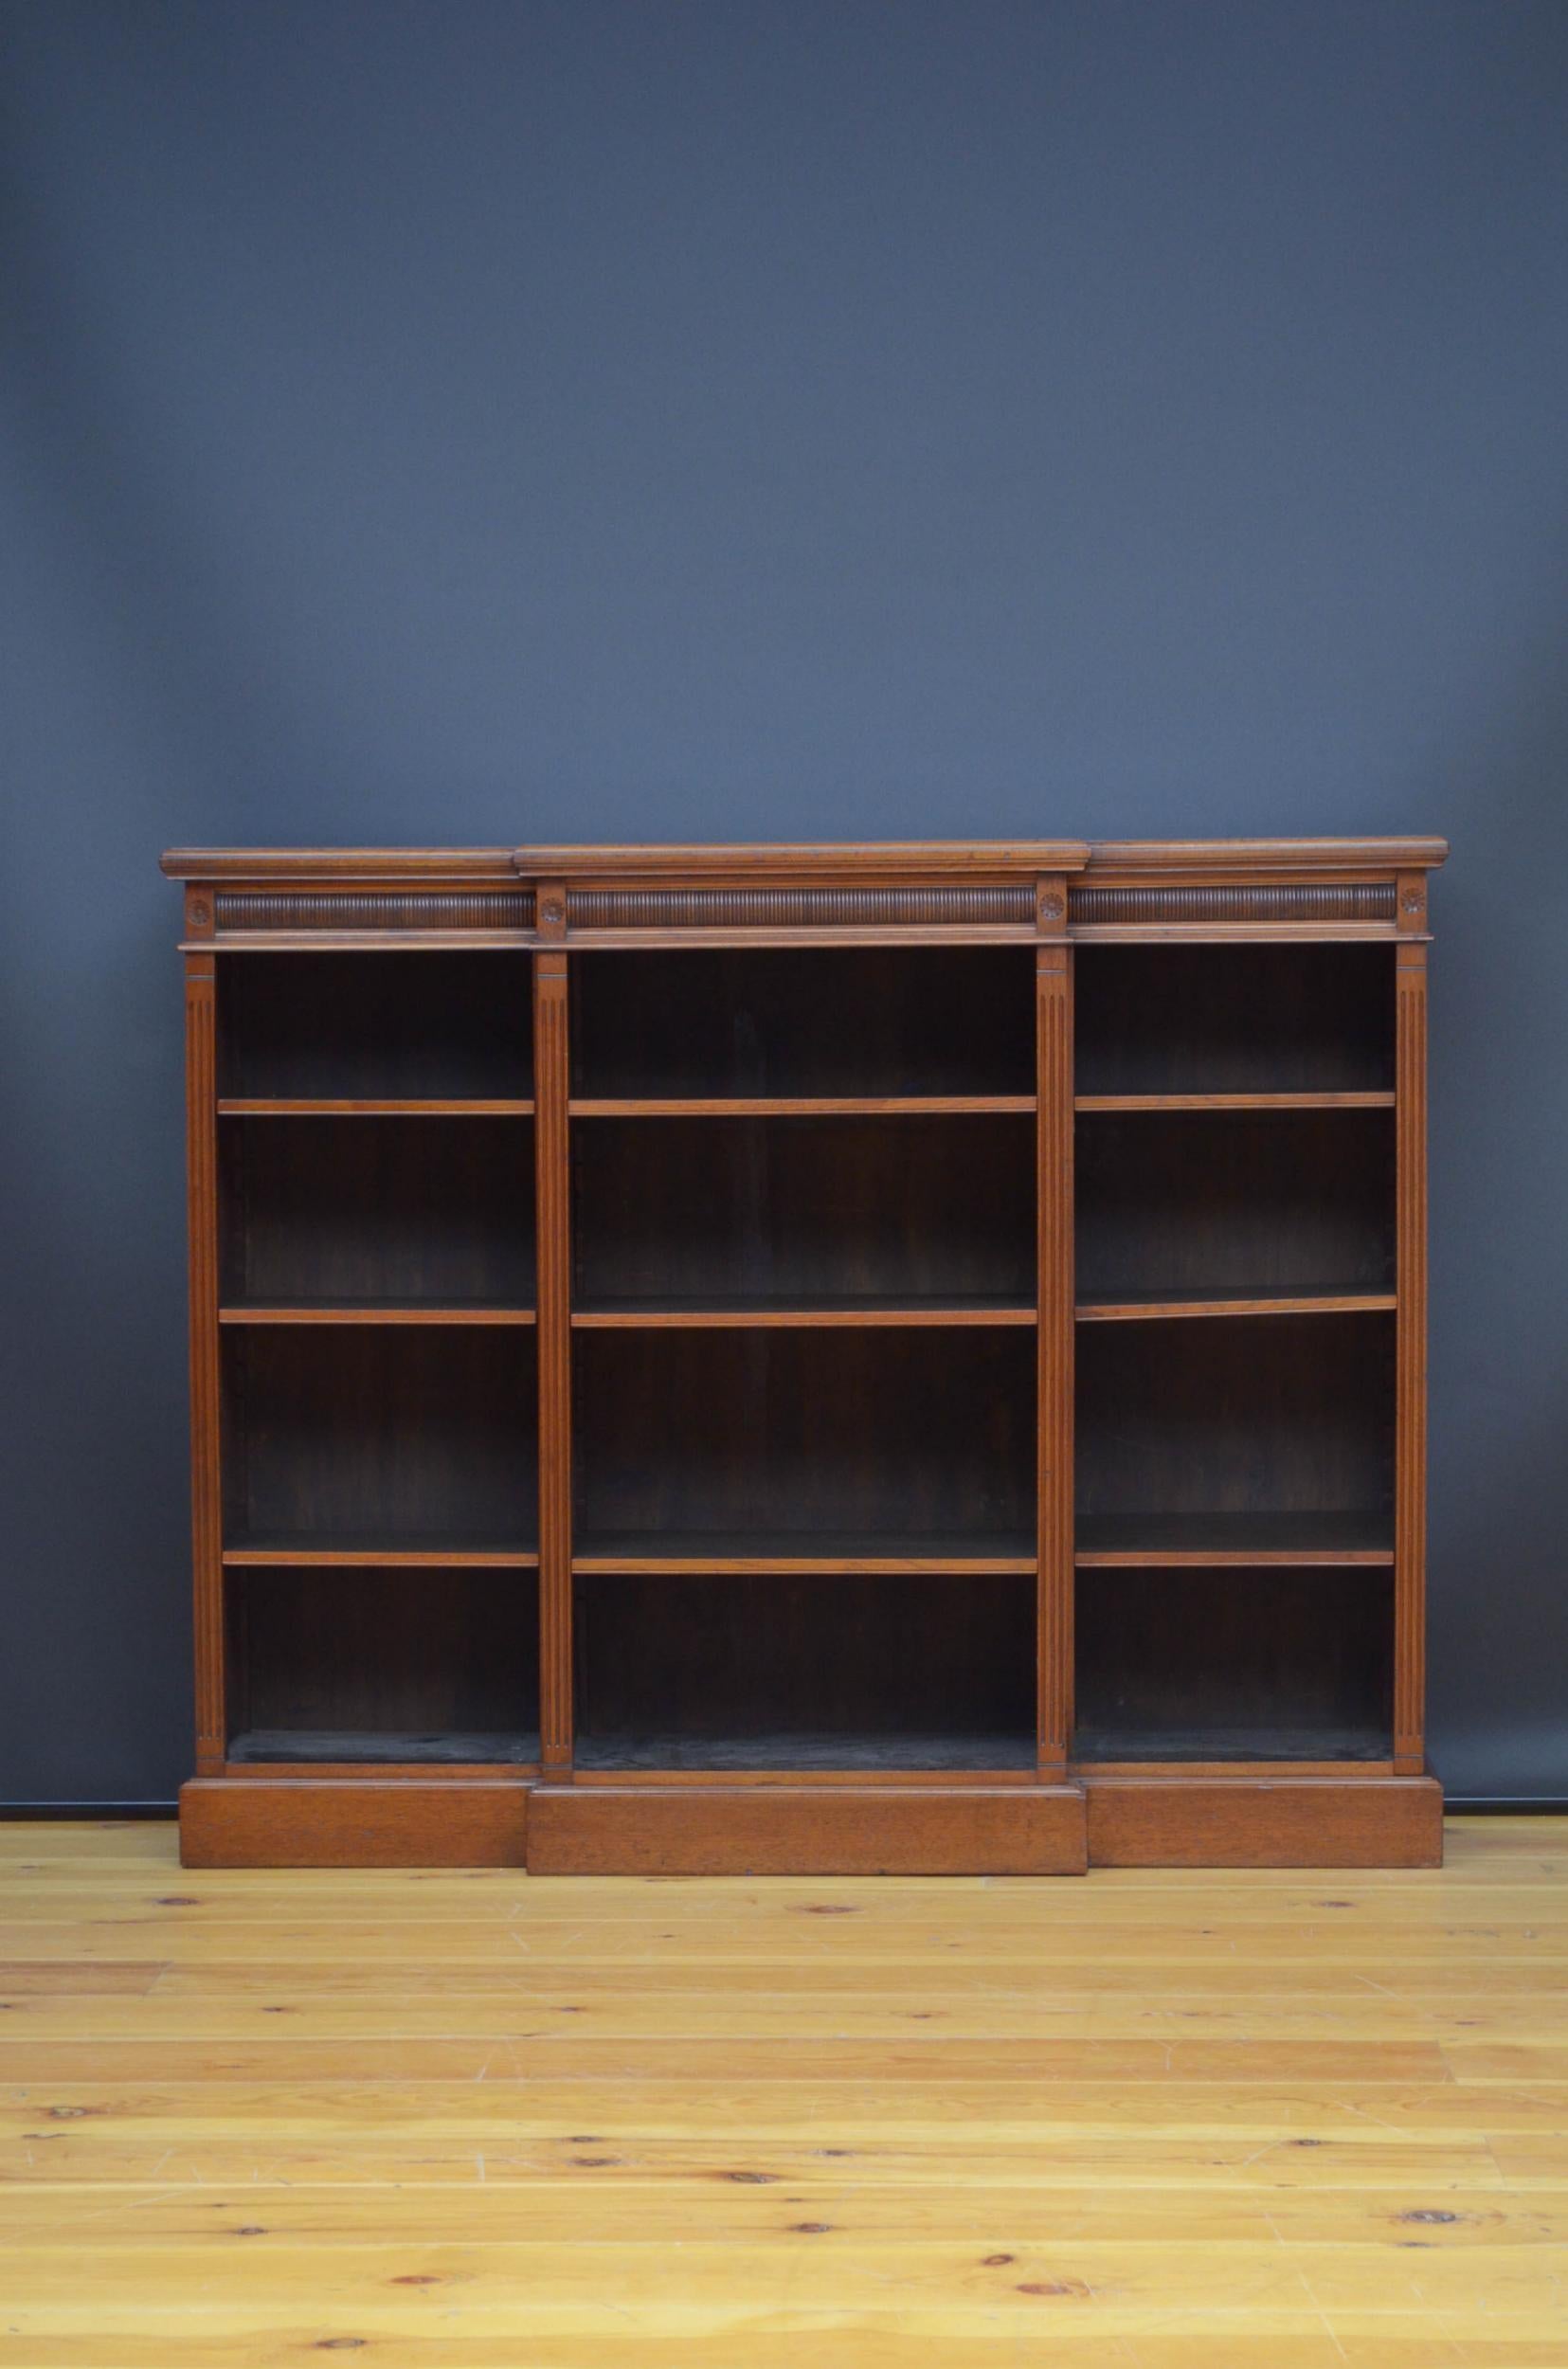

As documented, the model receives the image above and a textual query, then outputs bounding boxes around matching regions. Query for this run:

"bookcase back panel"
[1076,1108,1395,1297]
[573,1112,1035,1307]
[220,952,533,1099]
[1075,1566,1393,1762]
[1075,944,1395,1096]
[574,1571,1036,1769]
[572,947,1036,1098]
[221,1115,535,1306]
[574,1327,1036,1545]
[223,1328,538,1547]
[227,1566,538,1763]
[1076,1311,1396,1525]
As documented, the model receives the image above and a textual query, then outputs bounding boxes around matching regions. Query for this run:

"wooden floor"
[1,1817,1565,2364]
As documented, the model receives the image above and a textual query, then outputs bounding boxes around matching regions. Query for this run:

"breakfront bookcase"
[162,837,1446,1872]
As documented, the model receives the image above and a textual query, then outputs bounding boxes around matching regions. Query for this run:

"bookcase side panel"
[1394,933,1430,1773]
[534,918,574,1772]
[186,949,225,1774]
[1036,916,1073,1775]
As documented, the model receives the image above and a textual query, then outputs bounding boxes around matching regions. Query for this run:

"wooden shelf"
[573,1529,1037,1573]
[1075,1093,1396,1112]
[1073,1724,1392,1764]
[218,1098,533,1115]
[1076,1288,1395,1323]
[573,1296,1035,1329]
[569,1095,1036,1117]
[220,1303,535,1326]
[224,1537,539,1566]
[574,1730,1037,1772]
[1074,1511,1393,1565]
[228,1729,539,1765]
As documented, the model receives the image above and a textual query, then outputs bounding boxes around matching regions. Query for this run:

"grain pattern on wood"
[571,1536,1036,1572]
[217,1098,534,1113]
[513,839,1094,878]
[163,835,1442,881]
[220,1306,536,1324]
[1394,940,1429,1774]
[528,1783,1089,1872]
[178,1780,530,1866]
[1036,934,1072,1773]
[223,1543,537,1566]
[1074,1092,1396,1110]
[571,1304,1035,1328]
[19,1807,1562,2369]
[569,1095,1037,1115]
[1083,1774,1443,1867]
[533,932,573,1773]
[1075,1291,1397,1322]
[1086,835,1448,872]
[163,847,521,879]
[1073,1510,1393,1563]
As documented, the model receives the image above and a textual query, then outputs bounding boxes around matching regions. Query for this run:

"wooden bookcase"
[163,838,1446,1871]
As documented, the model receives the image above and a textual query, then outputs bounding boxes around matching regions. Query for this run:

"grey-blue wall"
[3,0,1564,1803]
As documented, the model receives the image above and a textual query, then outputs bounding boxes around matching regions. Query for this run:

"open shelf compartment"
[572,1110,1035,1317]
[219,950,533,1101]
[1075,1311,1395,1562]
[1074,1566,1393,1763]
[573,1571,1036,1772]
[222,1325,538,1558]
[220,1112,534,1313]
[573,1325,1036,1560]
[225,1566,539,1766]
[1076,944,1395,1099]
[1076,1104,1395,1313]
[571,946,1036,1101]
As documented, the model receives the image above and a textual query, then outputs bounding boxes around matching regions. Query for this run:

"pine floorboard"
[0,1815,1565,2364]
